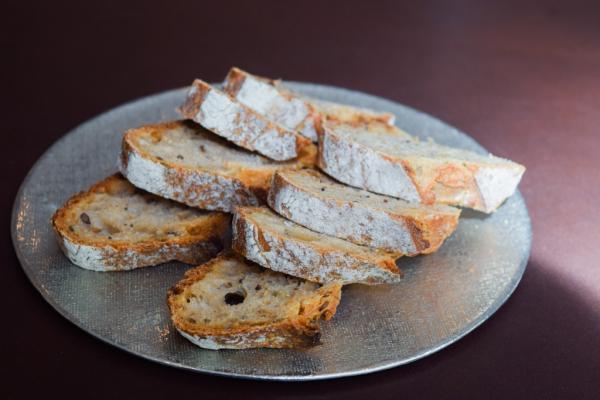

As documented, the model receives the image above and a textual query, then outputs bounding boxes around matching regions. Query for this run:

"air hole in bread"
[80,213,90,224]
[224,290,246,305]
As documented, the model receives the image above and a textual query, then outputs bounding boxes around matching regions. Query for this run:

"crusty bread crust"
[119,121,316,212]
[52,174,230,271]
[223,67,322,142]
[179,79,316,161]
[318,123,525,213]
[312,99,396,127]
[268,170,460,255]
[223,67,399,143]
[167,253,341,349]
[232,207,402,285]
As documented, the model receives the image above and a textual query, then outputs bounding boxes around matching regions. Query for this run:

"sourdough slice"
[318,120,526,213]
[223,67,322,142]
[222,67,395,142]
[167,252,342,349]
[311,99,395,127]
[179,79,314,161]
[119,121,316,212]
[268,169,460,254]
[232,207,402,285]
[52,174,230,271]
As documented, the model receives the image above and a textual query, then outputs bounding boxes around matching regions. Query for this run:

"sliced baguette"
[119,120,316,212]
[223,67,322,142]
[268,169,460,254]
[179,79,315,161]
[232,206,402,285]
[311,98,395,127]
[222,67,396,142]
[52,174,230,271]
[319,120,525,213]
[167,252,342,349]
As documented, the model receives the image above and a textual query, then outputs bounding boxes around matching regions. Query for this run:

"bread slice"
[222,67,395,142]
[119,120,316,212]
[167,252,342,349]
[268,169,460,255]
[223,67,322,142]
[179,79,315,161]
[318,120,526,213]
[311,98,395,127]
[52,174,230,271]
[232,206,402,285]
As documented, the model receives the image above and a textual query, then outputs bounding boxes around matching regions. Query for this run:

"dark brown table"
[3,1,600,398]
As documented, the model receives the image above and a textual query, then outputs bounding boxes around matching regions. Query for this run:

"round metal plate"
[11,83,531,380]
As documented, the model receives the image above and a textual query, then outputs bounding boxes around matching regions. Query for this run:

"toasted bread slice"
[119,121,316,212]
[223,67,322,142]
[167,252,342,349]
[52,174,230,271]
[179,79,315,161]
[222,67,396,142]
[268,169,460,254]
[232,207,402,285]
[319,120,525,213]
[311,98,395,127]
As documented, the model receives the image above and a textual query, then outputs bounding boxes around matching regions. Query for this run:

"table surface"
[3,1,599,398]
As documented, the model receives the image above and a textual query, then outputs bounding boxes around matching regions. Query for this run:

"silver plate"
[11,83,531,380]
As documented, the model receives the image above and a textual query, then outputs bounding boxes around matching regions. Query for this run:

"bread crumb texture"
[52,174,229,271]
[168,253,341,349]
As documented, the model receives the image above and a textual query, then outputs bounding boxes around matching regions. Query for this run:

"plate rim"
[11,83,532,381]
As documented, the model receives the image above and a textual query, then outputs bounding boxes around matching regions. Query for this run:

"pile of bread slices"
[52,67,525,350]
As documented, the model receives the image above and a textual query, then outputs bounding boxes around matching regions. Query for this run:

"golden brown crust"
[178,87,207,119]
[269,169,460,256]
[222,67,247,97]
[229,70,323,143]
[327,148,467,223]
[122,121,317,209]
[405,156,500,211]
[52,174,230,248]
[52,174,230,270]
[313,110,393,141]
[231,211,249,257]
[321,121,524,212]
[180,80,316,161]
[235,207,402,273]
[232,206,402,284]
[167,252,341,348]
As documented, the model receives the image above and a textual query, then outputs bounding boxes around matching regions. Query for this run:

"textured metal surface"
[11,83,531,380]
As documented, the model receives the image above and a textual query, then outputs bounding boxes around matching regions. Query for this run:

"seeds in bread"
[167,252,342,349]
[179,79,315,161]
[119,121,316,212]
[318,120,525,213]
[222,67,396,142]
[268,169,460,254]
[52,174,230,271]
[232,206,402,285]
